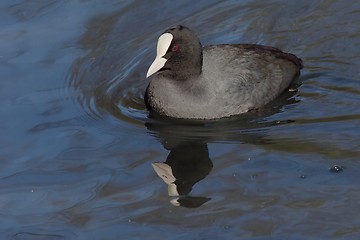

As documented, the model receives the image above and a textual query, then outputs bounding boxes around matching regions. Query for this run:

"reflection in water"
[152,143,212,208]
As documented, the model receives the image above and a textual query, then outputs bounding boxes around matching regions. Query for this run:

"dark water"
[1,0,360,239]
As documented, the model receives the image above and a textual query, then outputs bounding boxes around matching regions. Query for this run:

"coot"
[145,25,302,119]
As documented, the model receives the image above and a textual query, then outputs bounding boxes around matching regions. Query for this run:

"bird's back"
[201,44,302,113]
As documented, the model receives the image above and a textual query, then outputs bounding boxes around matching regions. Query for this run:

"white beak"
[146,33,173,78]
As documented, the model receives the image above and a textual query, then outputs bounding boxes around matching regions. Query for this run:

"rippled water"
[1,0,360,239]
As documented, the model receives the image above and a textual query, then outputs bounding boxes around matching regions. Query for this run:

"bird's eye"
[171,44,180,52]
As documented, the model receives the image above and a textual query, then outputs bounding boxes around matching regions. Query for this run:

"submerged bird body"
[145,26,302,119]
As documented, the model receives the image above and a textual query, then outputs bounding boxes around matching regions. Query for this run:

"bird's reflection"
[145,114,277,208]
[152,142,212,208]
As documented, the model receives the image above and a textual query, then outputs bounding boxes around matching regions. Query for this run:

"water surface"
[1,0,360,239]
